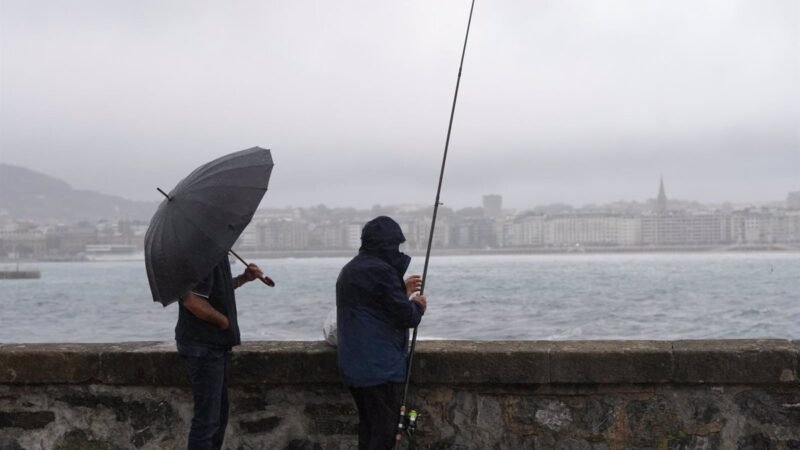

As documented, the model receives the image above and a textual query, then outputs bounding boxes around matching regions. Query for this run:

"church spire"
[657,176,668,214]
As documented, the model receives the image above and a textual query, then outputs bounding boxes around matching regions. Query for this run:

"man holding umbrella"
[177,259,264,450]
[144,147,276,450]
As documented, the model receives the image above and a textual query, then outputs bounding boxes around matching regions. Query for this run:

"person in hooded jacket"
[336,216,428,450]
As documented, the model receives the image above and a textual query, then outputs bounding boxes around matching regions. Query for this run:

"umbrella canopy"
[145,146,274,306]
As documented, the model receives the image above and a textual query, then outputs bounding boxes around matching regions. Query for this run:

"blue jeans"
[177,342,231,450]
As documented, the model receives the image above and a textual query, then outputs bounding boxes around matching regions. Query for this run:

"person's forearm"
[233,275,246,289]
[182,294,229,329]
[388,294,424,329]
[194,308,228,329]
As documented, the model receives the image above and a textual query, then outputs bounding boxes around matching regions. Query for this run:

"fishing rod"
[395,0,477,445]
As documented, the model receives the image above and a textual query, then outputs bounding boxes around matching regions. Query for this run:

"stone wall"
[1,340,799,449]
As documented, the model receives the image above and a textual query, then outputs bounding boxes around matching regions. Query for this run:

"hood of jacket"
[359,216,410,275]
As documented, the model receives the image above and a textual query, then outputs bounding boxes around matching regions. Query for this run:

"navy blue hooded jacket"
[336,216,424,387]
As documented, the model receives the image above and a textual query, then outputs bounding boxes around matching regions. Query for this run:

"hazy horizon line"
[1,161,796,212]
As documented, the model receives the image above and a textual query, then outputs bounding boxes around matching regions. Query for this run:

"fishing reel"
[396,406,420,438]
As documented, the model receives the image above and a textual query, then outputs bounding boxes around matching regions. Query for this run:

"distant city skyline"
[3,186,798,262]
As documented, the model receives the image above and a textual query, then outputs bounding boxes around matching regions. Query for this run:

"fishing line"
[395,0,477,445]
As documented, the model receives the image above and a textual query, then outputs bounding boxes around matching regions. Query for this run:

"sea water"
[1,252,798,343]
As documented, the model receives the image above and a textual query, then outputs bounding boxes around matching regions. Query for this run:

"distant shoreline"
[240,245,800,259]
[2,244,799,263]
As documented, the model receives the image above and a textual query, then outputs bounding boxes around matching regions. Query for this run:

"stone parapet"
[1,340,799,449]
[1,340,797,386]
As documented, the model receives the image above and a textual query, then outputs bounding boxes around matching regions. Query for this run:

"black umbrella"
[145,146,275,306]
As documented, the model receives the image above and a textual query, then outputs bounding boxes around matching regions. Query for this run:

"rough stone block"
[625,396,684,447]
[238,416,282,434]
[0,411,55,429]
[57,391,178,435]
[736,433,775,450]
[733,389,800,428]
[511,396,573,432]
[574,398,617,435]
[310,417,357,435]
[54,429,122,450]
[285,439,323,450]
[665,434,720,450]
[232,395,272,415]
[0,436,23,450]
[304,402,357,418]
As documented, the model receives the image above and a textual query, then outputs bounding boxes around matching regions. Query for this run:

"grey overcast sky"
[1,0,798,209]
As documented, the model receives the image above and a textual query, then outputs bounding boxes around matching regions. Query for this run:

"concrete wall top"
[0,340,797,386]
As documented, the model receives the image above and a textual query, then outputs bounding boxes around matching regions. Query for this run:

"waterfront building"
[44,223,97,256]
[398,219,425,250]
[617,216,642,246]
[344,223,361,249]
[451,218,495,248]
[788,191,800,211]
[312,223,350,249]
[642,212,729,246]
[482,194,503,219]
[640,177,731,246]
[402,218,449,250]
[544,213,638,247]
[785,212,800,242]
[505,214,545,247]
[0,228,47,259]
[236,223,261,251]
[257,219,310,250]
[730,208,800,244]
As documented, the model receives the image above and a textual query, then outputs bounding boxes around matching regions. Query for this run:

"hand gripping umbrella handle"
[229,250,275,287]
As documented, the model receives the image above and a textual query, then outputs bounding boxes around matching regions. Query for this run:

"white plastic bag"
[322,308,337,347]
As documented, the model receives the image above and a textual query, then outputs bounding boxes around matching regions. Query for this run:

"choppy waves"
[1,253,799,342]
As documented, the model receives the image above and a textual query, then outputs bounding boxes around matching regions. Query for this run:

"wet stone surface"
[59,393,177,432]
[0,411,56,430]
[239,416,283,434]
[734,390,800,428]
[736,432,775,450]
[0,436,24,450]
[55,429,123,450]
[665,434,721,450]
[282,439,324,450]
[577,398,616,435]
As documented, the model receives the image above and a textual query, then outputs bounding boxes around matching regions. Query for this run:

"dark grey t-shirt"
[175,258,241,348]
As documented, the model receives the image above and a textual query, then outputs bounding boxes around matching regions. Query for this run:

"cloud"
[1,0,797,209]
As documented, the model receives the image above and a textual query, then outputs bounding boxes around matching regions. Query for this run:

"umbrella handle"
[229,250,275,287]
[259,275,276,287]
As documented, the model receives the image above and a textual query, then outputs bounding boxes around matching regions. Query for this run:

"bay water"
[1,252,798,343]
